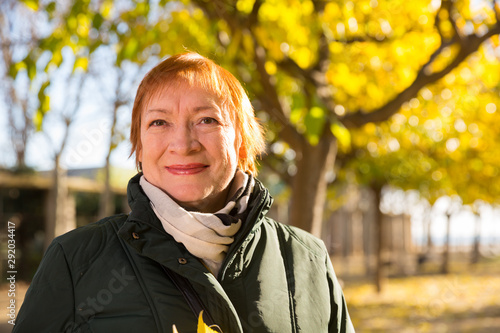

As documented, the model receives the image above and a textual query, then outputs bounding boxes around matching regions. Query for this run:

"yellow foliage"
[15,62,27,72]
[197,311,219,333]
[259,2,282,22]
[67,16,78,30]
[236,0,256,14]
[265,61,277,75]
[33,110,43,131]
[292,47,312,69]
[171,311,220,333]
[100,0,113,19]
[23,0,38,11]
[363,123,377,135]
[328,42,344,54]
[290,108,306,125]
[77,14,90,37]
[324,2,341,19]
[74,57,88,71]
[331,123,351,152]
[192,8,205,20]
[301,0,314,16]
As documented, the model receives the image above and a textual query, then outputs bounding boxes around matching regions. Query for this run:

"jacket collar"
[119,173,273,274]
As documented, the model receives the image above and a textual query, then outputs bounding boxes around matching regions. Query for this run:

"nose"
[168,124,201,155]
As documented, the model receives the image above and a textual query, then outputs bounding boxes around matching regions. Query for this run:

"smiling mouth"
[165,164,208,175]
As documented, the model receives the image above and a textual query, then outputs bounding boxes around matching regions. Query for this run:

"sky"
[0,103,136,172]
[0,41,149,173]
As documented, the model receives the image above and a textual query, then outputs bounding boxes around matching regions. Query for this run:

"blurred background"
[1,0,500,332]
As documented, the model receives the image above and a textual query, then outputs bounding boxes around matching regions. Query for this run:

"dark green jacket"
[14,174,354,333]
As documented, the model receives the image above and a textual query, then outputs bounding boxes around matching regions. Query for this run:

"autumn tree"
[182,0,500,236]
[341,36,500,287]
[20,0,500,239]
[0,0,43,170]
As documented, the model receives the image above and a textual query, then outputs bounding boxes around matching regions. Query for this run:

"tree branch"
[248,0,263,28]
[494,0,500,22]
[192,0,303,151]
[340,3,500,129]
[341,29,500,128]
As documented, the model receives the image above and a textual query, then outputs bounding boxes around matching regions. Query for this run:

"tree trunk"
[99,94,119,220]
[363,202,374,276]
[425,212,433,252]
[373,185,386,293]
[289,133,337,237]
[44,158,76,250]
[98,155,115,219]
[440,212,452,274]
[470,211,481,265]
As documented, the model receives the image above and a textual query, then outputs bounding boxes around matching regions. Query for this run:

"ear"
[235,132,246,159]
[239,145,247,159]
[137,143,143,161]
[137,144,143,169]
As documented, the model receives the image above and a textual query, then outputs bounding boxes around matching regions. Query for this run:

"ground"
[342,258,500,332]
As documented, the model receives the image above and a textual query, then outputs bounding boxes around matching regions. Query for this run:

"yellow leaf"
[331,122,351,152]
[197,311,218,333]
[74,57,89,71]
[15,62,27,72]
[265,61,277,75]
[293,47,312,69]
[101,0,113,19]
[33,110,44,131]
[236,0,255,14]
[23,0,38,11]
[324,2,340,19]
[39,95,51,113]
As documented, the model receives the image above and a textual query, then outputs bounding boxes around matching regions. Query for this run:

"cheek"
[140,131,163,157]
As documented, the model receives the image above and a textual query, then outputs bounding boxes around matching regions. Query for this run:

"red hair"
[130,52,266,175]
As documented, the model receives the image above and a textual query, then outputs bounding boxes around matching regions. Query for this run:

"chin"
[169,189,207,204]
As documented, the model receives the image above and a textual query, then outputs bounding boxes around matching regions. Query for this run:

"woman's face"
[139,82,240,213]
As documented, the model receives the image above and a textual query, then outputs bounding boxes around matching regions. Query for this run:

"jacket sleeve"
[326,255,356,333]
[13,240,76,333]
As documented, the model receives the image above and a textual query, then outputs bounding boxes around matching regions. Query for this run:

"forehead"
[143,79,233,117]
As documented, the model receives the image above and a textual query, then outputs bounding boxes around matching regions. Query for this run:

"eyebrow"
[144,108,168,115]
[145,105,219,115]
[193,105,219,113]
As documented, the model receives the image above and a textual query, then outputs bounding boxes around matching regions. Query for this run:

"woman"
[14,52,354,333]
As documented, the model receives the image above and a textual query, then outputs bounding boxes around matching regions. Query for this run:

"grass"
[342,258,500,332]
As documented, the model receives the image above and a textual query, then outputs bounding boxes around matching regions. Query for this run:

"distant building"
[0,167,134,280]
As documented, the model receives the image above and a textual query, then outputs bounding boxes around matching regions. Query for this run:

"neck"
[178,186,231,213]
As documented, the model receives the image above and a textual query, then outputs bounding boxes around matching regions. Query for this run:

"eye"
[200,117,219,125]
[149,119,166,127]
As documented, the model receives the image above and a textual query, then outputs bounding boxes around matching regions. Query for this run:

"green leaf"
[123,38,139,60]
[304,106,325,145]
[37,81,51,116]
[8,63,19,79]
[24,56,37,81]
[45,1,56,16]
[92,13,104,30]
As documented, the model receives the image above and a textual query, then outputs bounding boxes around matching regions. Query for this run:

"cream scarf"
[139,170,254,276]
